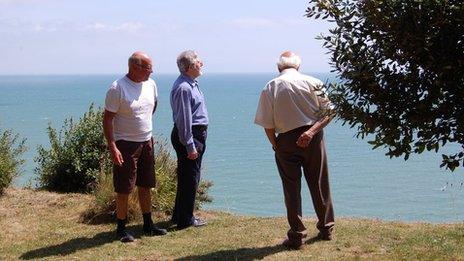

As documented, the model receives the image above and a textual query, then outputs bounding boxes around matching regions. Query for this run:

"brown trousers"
[275,125,334,244]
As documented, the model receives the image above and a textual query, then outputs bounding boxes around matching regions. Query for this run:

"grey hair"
[277,53,301,70]
[177,50,198,74]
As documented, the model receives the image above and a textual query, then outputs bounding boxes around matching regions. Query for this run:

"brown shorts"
[113,138,155,194]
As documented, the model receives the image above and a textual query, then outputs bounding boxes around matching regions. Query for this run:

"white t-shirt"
[254,68,333,134]
[105,76,158,142]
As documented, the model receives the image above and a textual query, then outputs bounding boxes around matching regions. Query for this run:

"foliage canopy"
[306,0,464,170]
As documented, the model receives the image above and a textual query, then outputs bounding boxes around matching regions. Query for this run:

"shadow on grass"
[176,235,323,260]
[19,224,145,260]
[175,244,285,260]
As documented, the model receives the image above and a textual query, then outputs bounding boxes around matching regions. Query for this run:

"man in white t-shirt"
[103,51,167,243]
[254,51,335,249]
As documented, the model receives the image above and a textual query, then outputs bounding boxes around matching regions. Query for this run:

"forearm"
[152,100,157,114]
[103,111,117,150]
[264,128,277,149]
[307,116,331,136]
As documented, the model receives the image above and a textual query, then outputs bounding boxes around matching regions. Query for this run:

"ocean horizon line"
[0,71,334,77]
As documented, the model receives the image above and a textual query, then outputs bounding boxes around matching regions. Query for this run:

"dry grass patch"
[0,188,463,260]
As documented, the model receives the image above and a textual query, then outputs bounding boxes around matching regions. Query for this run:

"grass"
[1,188,463,260]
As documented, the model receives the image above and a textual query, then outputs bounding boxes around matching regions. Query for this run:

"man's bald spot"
[129,51,152,66]
[281,51,296,58]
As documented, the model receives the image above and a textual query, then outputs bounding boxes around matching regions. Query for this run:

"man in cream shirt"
[254,51,335,249]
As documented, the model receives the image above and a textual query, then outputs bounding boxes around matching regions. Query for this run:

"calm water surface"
[0,74,463,222]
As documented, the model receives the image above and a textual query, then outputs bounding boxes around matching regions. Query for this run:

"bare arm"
[153,100,158,114]
[264,128,277,151]
[103,110,123,166]
[296,116,332,148]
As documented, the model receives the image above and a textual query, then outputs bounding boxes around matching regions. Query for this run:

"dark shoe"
[143,225,167,236]
[317,232,333,241]
[117,230,135,243]
[282,238,303,250]
[177,217,207,230]
[170,218,177,225]
[192,217,207,227]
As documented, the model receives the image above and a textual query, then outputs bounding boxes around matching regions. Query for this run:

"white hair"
[276,53,301,70]
[177,50,198,74]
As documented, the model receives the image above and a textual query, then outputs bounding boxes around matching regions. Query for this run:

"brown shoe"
[282,238,303,250]
[317,232,333,241]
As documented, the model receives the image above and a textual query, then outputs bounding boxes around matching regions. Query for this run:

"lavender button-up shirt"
[170,74,209,153]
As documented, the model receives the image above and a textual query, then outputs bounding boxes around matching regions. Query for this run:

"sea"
[1,74,463,223]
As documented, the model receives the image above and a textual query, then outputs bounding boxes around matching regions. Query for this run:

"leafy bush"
[35,104,109,193]
[82,138,213,223]
[151,139,213,213]
[0,127,26,195]
[35,104,212,221]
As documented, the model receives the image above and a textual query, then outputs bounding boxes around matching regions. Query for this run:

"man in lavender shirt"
[170,50,209,229]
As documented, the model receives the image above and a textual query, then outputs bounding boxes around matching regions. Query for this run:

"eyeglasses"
[135,63,153,71]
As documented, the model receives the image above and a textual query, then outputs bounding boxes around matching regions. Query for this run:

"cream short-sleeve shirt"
[254,68,332,134]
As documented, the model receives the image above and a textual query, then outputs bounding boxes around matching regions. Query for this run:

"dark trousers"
[275,126,334,244]
[171,125,207,227]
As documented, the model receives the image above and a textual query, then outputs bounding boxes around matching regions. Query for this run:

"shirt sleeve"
[254,88,275,129]
[105,83,120,113]
[314,80,335,117]
[172,86,196,153]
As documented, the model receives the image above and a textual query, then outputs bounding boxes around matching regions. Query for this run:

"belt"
[280,125,313,136]
[192,125,208,131]
[174,124,208,131]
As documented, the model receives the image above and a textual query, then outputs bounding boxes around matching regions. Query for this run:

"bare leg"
[116,193,129,219]
[138,186,152,214]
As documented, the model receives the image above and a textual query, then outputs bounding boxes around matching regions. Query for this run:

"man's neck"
[126,73,143,83]
[184,71,198,80]
[279,68,298,74]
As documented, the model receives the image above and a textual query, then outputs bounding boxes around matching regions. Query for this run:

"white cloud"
[0,18,21,27]
[81,22,143,33]
[230,18,277,28]
[0,19,145,34]
[32,23,57,32]
[229,17,310,30]
[32,24,44,31]
[84,22,108,31]
[115,22,143,32]
[0,0,50,4]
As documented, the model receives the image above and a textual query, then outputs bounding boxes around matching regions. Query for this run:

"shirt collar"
[279,68,299,76]
[180,74,198,87]
[124,75,143,86]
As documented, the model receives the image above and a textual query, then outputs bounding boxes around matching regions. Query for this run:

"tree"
[306,0,464,170]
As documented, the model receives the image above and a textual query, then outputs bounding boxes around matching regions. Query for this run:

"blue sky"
[0,0,333,74]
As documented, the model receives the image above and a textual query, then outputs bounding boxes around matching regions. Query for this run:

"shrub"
[151,139,213,213]
[35,104,109,193]
[35,104,212,221]
[82,138,213,223]
[0,127,26,195]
